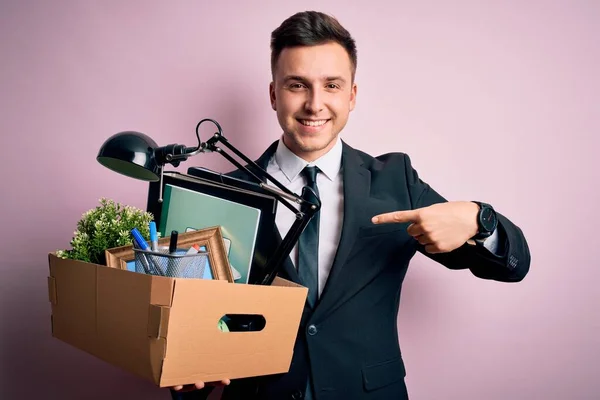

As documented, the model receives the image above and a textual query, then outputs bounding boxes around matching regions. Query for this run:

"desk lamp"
[97,118,320,286]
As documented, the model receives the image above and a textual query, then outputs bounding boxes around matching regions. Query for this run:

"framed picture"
[104,226,234,282]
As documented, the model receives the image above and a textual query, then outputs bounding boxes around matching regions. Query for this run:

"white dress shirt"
[265,136,501,298]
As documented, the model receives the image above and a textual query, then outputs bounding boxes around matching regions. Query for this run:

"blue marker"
[131,228,150,250]
[131,228,163,276]
[149,222,158,251]
[131,228,151,274]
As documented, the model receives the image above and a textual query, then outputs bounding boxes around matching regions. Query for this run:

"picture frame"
[104,226,234,282]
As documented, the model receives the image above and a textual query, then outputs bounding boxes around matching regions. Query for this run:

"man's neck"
[282,135,340,163]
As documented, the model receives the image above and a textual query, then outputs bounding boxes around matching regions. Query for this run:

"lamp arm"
[199,119,299,198]
[260,187,318,285]
[152,118,321,286]
[203,134,306,215]
[197,119,318,216]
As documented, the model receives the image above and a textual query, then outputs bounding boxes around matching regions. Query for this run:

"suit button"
[291,389,304,399]
[307,324,318,336]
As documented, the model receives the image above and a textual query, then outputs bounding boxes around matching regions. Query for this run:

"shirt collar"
[274,135,343,183]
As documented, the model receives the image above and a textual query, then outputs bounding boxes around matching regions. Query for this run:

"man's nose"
[304,90,324,114]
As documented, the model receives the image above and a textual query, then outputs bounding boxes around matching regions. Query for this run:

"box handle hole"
[219,314,266,332]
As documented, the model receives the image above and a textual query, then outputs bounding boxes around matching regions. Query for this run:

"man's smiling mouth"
[298,119,329,127]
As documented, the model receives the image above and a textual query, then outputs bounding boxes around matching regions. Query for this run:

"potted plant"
[56,197,154,266]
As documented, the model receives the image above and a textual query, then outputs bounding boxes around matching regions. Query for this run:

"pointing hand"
[371,202,480,254]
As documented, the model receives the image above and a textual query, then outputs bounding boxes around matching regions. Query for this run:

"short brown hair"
[270,11,357,80]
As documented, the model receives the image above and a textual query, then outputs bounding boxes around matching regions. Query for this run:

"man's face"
[270,42,357,162]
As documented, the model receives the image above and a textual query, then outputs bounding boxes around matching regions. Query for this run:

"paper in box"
[47,252,308,387]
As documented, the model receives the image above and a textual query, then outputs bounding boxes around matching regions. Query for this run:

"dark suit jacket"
[172,140,530,400]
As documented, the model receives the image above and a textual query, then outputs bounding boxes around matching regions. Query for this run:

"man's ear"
[269,82,277,111]
[349,82,357,112]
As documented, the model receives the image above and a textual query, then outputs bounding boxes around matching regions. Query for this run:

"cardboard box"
[47,253,308,387]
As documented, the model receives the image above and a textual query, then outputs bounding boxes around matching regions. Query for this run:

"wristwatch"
[471,201,498,241]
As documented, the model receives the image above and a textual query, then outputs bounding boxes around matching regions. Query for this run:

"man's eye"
[326,84,340,89]
[290,83,305,89]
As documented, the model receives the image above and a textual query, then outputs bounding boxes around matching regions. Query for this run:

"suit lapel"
[314,142,371,317]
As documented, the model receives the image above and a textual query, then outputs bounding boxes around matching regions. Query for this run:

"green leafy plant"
[56,198,154,265]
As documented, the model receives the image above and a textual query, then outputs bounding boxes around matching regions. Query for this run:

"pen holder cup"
[133,248,210,278]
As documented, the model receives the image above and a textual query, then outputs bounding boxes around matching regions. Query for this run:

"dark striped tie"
[298,166,320,400]
[297,165,320,308]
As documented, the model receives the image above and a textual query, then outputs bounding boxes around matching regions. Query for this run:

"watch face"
[480,207,497,232]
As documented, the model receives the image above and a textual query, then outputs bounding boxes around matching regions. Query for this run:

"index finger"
[171,382,206,391]
[372,209,420,224]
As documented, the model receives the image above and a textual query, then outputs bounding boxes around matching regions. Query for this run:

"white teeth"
[300,120,327,127]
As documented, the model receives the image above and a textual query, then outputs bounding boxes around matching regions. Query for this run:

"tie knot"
[302,166,319,186]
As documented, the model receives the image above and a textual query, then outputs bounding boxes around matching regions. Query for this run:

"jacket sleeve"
[402,153,531,282]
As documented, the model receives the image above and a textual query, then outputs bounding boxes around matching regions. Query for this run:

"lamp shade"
[97,131,161,181]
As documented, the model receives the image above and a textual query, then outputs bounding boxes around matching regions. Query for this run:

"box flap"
[48,254,99,355]
[47,276,57,304]
[48,253,176,385]
[95,267,174,384]
[158,279,308,387]
[148,304,170,339]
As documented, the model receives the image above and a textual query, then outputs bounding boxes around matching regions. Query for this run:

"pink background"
[1,1,598,399]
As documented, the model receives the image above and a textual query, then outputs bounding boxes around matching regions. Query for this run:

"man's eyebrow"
[282,75,347,83]
[324,76,346,83]
[283,75,307,82]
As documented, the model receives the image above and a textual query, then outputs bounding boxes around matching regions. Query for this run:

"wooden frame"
[105,226,234,282]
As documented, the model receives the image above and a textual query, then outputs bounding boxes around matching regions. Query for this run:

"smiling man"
[171,10,531,400]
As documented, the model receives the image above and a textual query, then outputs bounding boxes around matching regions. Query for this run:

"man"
[171,10,530,400]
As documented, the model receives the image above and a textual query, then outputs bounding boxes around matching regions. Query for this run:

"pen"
[169,230,178,254]
[166,230,179,276]
[149,221,158,251]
